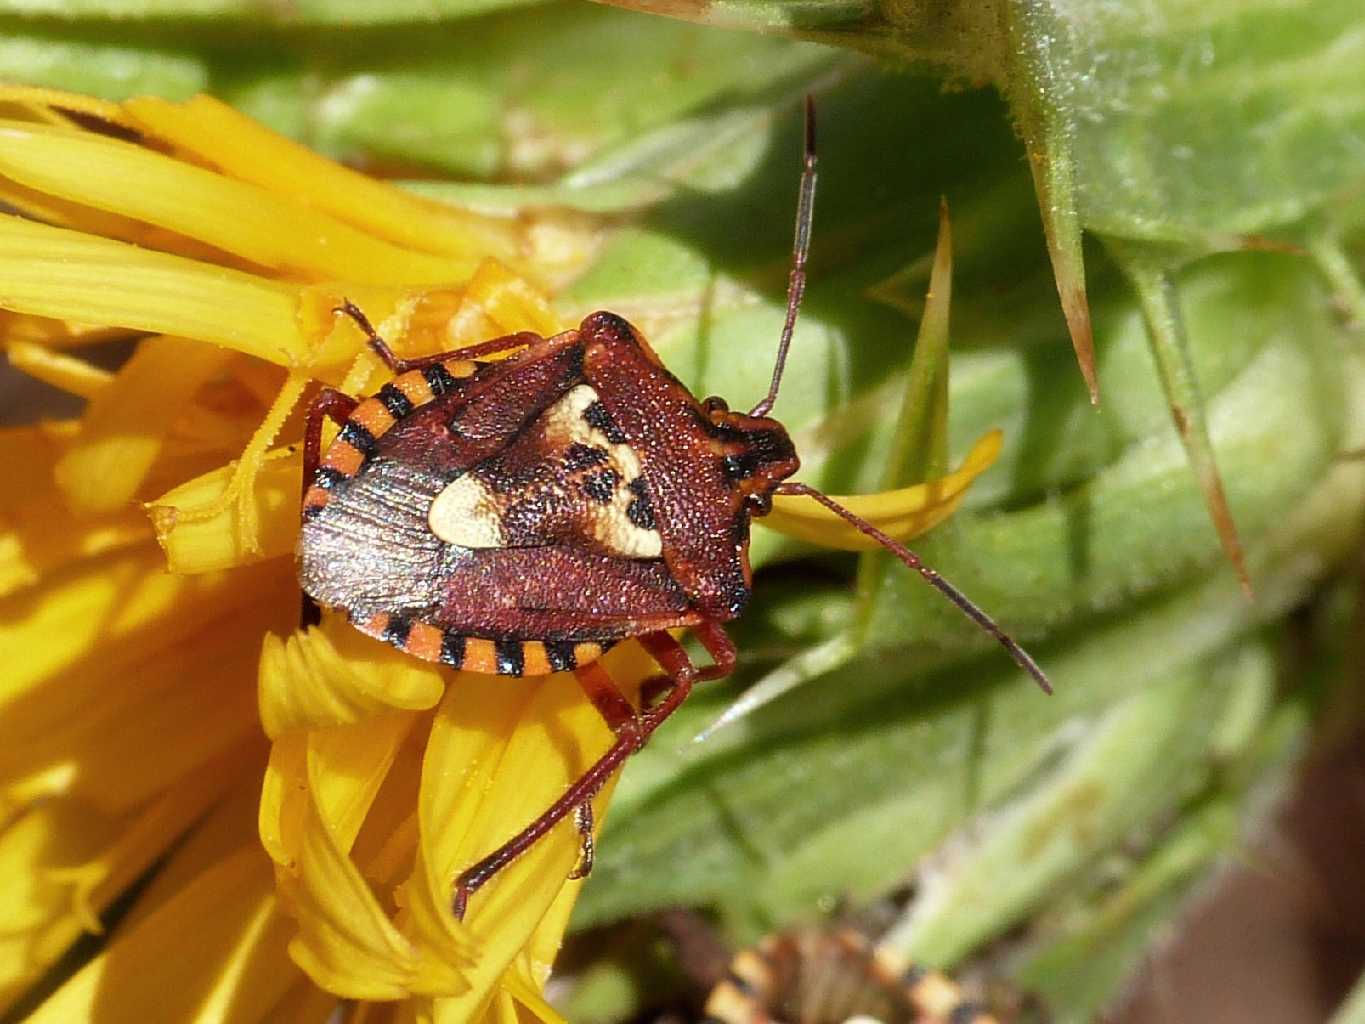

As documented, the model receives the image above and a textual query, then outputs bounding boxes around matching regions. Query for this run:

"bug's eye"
[746,492,773,516]
[703,396,729,415]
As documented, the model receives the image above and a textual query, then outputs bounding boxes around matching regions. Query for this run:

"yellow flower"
[0,87,998,1021]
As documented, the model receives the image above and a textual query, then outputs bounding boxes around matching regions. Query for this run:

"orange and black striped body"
[702,927,998,1024]
[297,312,799,677]
[302,358,478,519]
[351,610,607,679]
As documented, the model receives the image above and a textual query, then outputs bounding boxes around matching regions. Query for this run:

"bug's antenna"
[774,482,1053,695]
[750,96,818,419]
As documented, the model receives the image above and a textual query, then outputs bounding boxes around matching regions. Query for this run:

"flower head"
[0,87,997,1020]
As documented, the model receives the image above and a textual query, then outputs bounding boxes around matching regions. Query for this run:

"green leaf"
[1016,800,1240,1021]
[859,254,1343,653]
[1013,689,1310,1022]
[880,635,1278,966]
[0,6,835,176]
[0,0,535,22]
[0,24,208,98]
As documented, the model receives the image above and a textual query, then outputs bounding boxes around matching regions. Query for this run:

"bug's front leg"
[450,624,735,920]
[299,387,357,628]
[637,620,737,712]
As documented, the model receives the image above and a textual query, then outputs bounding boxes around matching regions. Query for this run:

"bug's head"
[701,396,799,517]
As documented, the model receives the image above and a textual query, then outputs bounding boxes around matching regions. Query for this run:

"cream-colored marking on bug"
[429,474,505,548]
[547,384,662,559]
[543,385,644,477]
[584,480,661,558]
[428,385,663,558]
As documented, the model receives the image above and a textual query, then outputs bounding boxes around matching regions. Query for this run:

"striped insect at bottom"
[702,926,998,1024]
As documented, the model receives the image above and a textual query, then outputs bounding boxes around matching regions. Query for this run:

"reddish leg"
[451,623,737,920]
[333,299,541,371]
[302,387,357,502]
[299,387,358,628]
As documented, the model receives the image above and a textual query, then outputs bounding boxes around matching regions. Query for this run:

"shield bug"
[297,99,1051,919]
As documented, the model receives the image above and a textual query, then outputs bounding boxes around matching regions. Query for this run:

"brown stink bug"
[297,99,1051,919]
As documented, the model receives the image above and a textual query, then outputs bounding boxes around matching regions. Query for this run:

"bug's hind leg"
[451,624,736,920]
[299,386,357,628]
[333,299,541,372]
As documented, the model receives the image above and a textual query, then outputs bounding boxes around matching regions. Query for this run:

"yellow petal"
[1,592,278,815]
[121,775,261,929]
[0,545,282,708]
[123,94,523,269]
[0,748,246,1014]
[402,643,655,1013]
[491,960,569,1024]
[0,84,131,128]
[451,259,564,341]
[0,422,150,598]
[0,543,290,818]
[53,335,234,515]
[0,310,136,349]
[0,213,310,365]
[150,447,300,574]
[0,803,119,1012]
[27,847,299,1024]
[257,618,446,740]
[259,707,416,869]
[763,429,1003,549]
[0,161,243,261]
[4,340,113,399]
[260,979,338,1024]
[263,728,465,1001]
[0,119,480,284]
[148,367,310,567]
